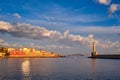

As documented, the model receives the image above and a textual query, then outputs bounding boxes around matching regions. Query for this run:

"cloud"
[0,21,97,47]
[26,42,44,49]
[72,26,120,34]
[0,21,12,30]
[109,4,120,14]
[0,21,119,49]
[97,0,111,5]
[46,45,71,50]
[96,0,120,17]
[27,14,105,27]
[99,40,120,48]
[13,13,21,19]
[0,38,4,43]
[0,38,22,48]
[0,42,21,48]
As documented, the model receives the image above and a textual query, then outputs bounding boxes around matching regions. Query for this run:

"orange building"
[10,50,25,56]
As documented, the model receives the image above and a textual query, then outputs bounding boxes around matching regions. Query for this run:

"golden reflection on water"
[21,60,31,80]
[91,59,97,74]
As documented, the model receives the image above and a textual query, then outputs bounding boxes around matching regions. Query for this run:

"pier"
[89,42,120,59]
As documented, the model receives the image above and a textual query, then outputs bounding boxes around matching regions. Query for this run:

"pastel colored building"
[10,50,25,56]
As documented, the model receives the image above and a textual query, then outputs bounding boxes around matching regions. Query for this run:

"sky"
[0,0,120,55]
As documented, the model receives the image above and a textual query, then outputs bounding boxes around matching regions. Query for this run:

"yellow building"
[7,47,61,57]
[8,48,15,52]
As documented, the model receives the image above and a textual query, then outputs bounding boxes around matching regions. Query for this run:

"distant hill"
[66,53,84,57]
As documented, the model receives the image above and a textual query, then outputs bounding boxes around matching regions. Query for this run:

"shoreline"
[0,55,66,58]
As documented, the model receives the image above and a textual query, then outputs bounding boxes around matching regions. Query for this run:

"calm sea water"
[0,56,120,80]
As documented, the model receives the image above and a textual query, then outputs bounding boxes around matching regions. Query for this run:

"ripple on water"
[0,72,120,80]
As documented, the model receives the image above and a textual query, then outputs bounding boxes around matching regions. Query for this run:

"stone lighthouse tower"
[91,41,98,57]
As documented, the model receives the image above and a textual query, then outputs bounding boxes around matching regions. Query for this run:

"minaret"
[91,41,98,57]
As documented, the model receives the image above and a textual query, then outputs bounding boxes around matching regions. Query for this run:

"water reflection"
[0,58,120,80]
[21,60,31,80]
[30,58,56,76]
[91,59,97,74]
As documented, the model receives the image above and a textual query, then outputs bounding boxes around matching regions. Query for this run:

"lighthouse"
[91,41,98,57]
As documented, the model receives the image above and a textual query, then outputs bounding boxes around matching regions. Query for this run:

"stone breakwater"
[89,54,120,59]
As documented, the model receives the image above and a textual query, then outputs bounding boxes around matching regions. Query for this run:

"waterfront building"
[10,50,25,56]
[0,47,61,58]
[8,48,15,52]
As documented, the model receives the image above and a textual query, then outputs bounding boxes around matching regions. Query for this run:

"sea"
[0,56,120,80]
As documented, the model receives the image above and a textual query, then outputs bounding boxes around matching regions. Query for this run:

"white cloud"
[13,13,21,19]
[99,40,120,48]
[46,45,71,50]
[96,0,120,17]
[0,21,12,31]
[0,21,119,49]
[0,21,97,47]
[109,4,120,14]
[97,0,111,5]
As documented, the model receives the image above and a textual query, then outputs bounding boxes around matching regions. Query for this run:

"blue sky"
[0,0,120,55]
